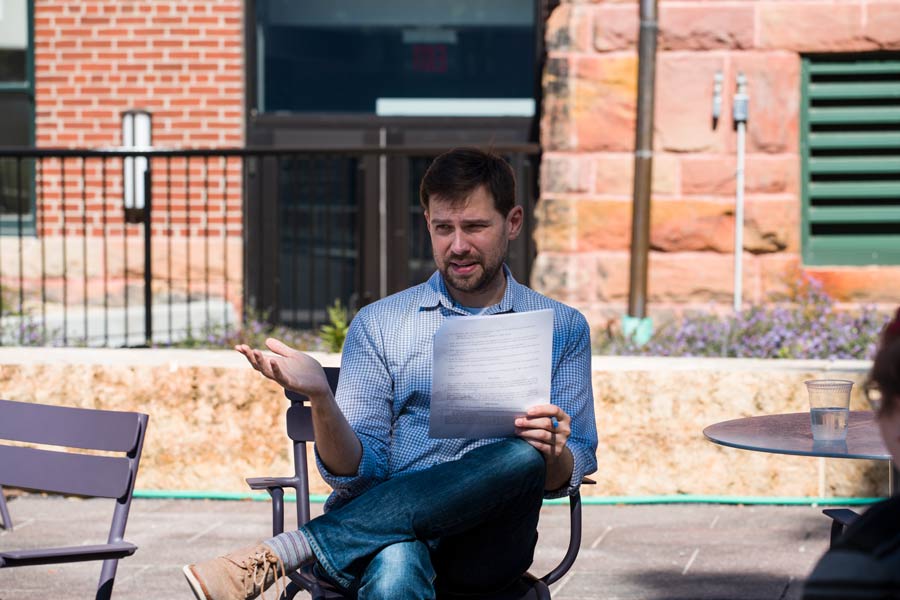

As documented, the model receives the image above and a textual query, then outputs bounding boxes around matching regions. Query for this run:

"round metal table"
[703,411,896,495]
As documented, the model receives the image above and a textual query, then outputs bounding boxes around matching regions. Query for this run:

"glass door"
[244,0,546,326]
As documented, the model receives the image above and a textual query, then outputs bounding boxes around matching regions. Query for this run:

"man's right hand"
[235,338,332,401]
[237,337,362,476]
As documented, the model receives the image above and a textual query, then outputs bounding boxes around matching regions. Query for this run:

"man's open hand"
[514,404,570,459]
[235,338,332,400]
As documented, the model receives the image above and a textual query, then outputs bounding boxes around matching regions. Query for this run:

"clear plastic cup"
[804,379,853,441]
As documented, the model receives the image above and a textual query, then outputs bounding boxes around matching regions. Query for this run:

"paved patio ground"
[0,495,842,600]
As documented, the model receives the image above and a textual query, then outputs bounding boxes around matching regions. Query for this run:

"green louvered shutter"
[801,54,900,265]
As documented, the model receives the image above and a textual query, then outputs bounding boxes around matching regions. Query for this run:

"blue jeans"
[302,438,546,599]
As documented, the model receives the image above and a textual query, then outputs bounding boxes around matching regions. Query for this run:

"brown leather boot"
[183,543,285,600]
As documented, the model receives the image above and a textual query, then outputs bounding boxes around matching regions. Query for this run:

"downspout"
[624,0,659,346]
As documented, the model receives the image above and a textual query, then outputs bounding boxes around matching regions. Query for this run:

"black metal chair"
[0,398,149,600]
[248,366,590,600]
[822,508,860,547]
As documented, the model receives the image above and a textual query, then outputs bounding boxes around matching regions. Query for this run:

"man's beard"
[439,253,504,295]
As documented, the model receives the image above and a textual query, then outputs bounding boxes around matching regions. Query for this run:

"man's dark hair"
[419,147,517,217]
[870,307,900,417]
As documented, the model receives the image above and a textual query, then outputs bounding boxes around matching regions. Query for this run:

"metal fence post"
[143,165,153,347]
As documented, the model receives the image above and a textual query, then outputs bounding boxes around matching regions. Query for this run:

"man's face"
[425,185,523,305]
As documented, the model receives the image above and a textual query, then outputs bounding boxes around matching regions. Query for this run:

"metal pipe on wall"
[627,0,658,320]
[733,73,749,312]
[625,0,658,343]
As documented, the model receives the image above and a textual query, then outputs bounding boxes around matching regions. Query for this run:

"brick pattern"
[32,156,243,238]
[538,0,900,322]
[33,0,244,239]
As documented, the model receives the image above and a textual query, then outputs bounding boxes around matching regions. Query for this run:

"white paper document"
[429,309,553,439]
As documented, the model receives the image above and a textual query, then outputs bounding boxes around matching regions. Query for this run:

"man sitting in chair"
[184,147,598,600]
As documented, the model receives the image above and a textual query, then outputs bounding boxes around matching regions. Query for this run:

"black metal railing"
[0,145,539,347]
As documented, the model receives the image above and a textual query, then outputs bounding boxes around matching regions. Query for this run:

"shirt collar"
[419,265,523,315]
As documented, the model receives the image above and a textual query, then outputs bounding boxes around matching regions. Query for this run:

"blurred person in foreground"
[183,148,598,600]
[803,307,900,599]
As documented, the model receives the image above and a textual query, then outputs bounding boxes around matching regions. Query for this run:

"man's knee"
[358,541,435,600]
[507,438,546,472]
[487,438,546,483]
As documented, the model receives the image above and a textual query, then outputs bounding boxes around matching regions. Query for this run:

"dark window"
[277,156,360,327]
[0,49,27,82]
[254,0,536,116]
[406,156,434,286]
[801,53,900,265]
[0,93,32,216]
[0,0,34,228]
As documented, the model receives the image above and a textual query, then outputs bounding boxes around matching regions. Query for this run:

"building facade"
[1,0,898,344]
[538,0,900,329]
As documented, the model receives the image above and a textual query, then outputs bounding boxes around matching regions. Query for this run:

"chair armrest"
[539,479,594,584]
[822,508,859,528]
[247,476,304,537]
[246,476,300,491]
[0,541,136,568]
[541,491,583,586]
[822,508,860,548]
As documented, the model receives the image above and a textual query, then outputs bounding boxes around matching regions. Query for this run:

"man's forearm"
[543,446,574,492]
[310,392,363,476]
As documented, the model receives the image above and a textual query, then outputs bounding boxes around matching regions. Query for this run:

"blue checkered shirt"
[316,267,598,511]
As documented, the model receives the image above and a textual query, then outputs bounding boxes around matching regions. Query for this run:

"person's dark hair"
[869,307,900,416]
[419,147,517,217]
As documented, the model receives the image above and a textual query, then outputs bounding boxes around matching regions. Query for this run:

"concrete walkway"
[0,495,839,599]
[0,299,237,347]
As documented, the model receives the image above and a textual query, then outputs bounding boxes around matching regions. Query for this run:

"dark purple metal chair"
[0,485,12,530]
[0,398,149,600]
[247,367,590,600]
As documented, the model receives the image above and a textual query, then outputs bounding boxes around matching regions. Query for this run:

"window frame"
[0,0,36,236]
[244,0,550,123]
[800,52,900,266]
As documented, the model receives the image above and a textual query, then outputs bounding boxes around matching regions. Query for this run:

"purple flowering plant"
[599,277,889,360]
[169,307,324,351]
[0,318,60,347]
[0,287,64,346]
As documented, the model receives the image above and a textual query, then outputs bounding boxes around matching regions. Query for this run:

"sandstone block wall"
[0,349,890,499]
[594,356,889,498]
[537,0,900,329]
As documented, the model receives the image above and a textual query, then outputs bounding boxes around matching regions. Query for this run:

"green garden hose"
[132,489,883,507]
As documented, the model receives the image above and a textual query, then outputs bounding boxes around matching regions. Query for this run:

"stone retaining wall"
[594,356,887,498]
[0,349,889,498]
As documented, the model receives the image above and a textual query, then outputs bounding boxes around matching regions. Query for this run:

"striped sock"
[264,528,315,572]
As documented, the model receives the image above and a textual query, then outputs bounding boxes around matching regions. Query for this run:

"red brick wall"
[6,0,246,313]
[537,0,900,325]
[35,0,243,148]
[32,0,244,240]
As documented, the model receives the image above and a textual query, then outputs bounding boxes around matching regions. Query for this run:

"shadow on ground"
[1,497,832,600]
[618,570,803,600]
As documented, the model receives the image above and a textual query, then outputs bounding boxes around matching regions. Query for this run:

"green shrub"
[319,299,352,353]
